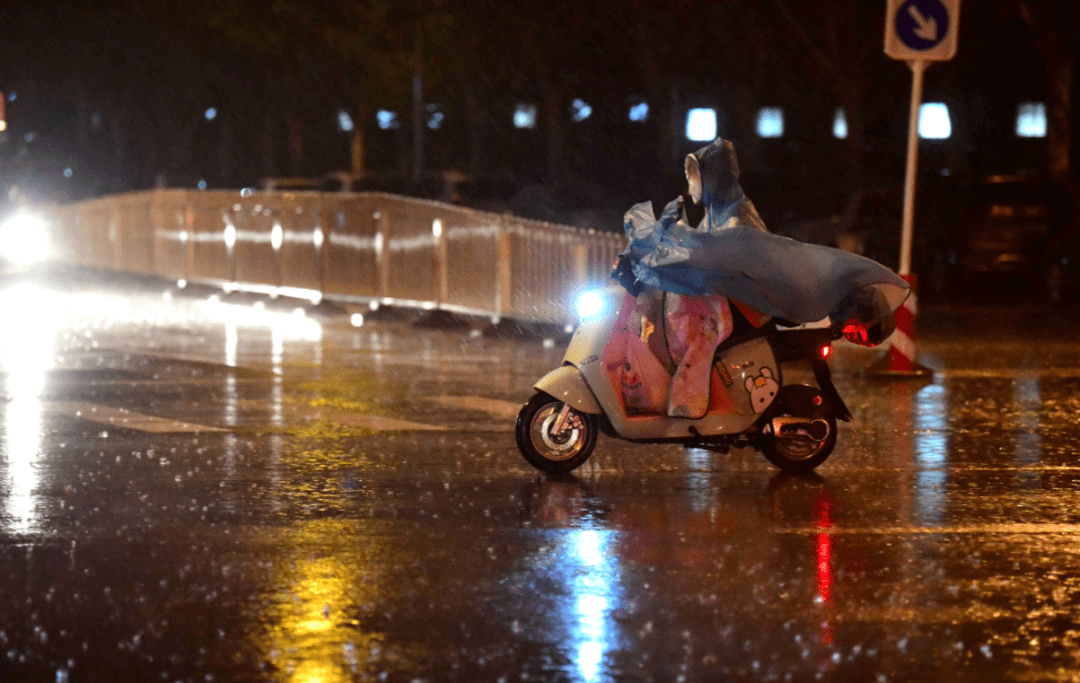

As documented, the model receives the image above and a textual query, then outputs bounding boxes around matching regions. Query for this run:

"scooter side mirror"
[684,155,703,205]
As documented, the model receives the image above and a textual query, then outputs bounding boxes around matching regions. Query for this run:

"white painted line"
[426,395,522,420]
[44,402,228,433]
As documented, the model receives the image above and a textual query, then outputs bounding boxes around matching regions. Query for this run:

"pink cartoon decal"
[744,367,779,413]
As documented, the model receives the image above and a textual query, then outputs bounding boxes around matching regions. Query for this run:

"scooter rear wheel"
[759,385,838,474]
[516,393,599,474]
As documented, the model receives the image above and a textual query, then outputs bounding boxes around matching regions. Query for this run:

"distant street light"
[1016,102,1046,138]
[513,104,537,130]
[377,110,399,130]
[628,101,649,123]
[833,108,848,139]
[570,99,592,123]
[686,108,717,142]
[918,103,951,139]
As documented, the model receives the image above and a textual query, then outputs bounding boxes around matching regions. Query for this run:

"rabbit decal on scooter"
[515,139,910,474]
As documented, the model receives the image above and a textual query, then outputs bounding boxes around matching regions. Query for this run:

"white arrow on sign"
[907,5,938,41]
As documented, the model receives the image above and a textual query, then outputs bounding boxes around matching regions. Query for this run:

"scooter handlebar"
[611,254,644,297]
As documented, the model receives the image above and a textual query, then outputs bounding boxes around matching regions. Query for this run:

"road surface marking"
[937,368,1080,379]
[778,522,1080,535]
[44,402,228,433]
[426,395,522,420]
[315,410,448,432]
[232,399,449,432]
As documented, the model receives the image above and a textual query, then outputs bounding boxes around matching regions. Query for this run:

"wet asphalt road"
[4,267,1080,682]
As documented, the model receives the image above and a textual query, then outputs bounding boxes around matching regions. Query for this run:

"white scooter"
[516,285,893,474]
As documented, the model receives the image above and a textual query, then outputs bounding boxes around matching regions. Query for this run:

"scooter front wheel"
[516,393,599,473]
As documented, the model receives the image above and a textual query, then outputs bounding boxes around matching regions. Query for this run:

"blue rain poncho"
[619,139,910,325]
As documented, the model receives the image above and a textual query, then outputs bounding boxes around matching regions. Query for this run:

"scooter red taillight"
[819,344,832,360]
[842,320,871,346]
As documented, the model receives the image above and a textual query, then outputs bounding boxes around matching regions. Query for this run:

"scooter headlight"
[575,289,606,320]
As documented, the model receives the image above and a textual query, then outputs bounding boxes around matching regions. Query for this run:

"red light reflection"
[815,496,833,644]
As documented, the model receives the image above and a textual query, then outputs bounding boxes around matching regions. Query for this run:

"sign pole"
[880,58,930,376]
[898,59,927,276]
[877,0,957,377]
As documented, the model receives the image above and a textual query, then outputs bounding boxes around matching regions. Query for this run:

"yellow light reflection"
[257,519,387,683]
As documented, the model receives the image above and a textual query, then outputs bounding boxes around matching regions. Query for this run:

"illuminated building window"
[571,98,592,122]
[918,103,951,139]
[337,111,354,132]
[629,101,648,122]
[686,108,717,142]
[377,110,399,130]
[1016,102,1047,138]
[833,108,848,139]
[756,107,784,138]
[514,103,537,129]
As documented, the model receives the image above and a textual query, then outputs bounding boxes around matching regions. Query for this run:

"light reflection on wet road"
[2,268,1080,681]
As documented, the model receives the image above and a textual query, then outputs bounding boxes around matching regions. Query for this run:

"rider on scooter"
[613,139,771,418]
[613,138,908,418]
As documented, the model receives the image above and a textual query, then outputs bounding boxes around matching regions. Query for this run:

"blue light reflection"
[1013,375,1042,469]
[564,527,618,682]
[914,381,947,524]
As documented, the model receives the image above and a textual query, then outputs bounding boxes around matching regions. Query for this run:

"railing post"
[149,191,164,277]
[572,238,588,290]
[376,209,390,299]
[184,193,195,281]
[435,218,449,307]
[315,197,328,300]
[496,217,513,319]
[111,199,122,270]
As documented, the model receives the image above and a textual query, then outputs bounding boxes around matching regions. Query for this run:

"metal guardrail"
[48,189,625,325]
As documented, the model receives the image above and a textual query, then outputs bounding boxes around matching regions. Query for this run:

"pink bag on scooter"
[601,292,671,415]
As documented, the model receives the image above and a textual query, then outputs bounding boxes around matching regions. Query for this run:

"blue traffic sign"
[894,0,950,51]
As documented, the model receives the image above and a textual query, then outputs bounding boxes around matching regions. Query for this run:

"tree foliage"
[0,0,1073,216]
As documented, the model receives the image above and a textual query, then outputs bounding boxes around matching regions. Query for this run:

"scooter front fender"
[534,365,603,415]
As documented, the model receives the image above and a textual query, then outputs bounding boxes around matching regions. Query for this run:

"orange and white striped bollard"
[887,274,918,372]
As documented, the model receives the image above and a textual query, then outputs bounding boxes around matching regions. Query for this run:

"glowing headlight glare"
[0,214,50,265]
[575,290,605,319]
